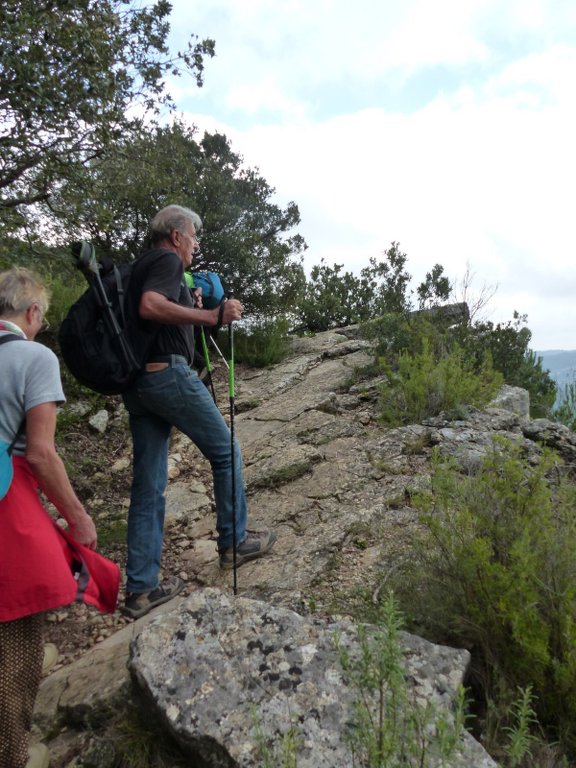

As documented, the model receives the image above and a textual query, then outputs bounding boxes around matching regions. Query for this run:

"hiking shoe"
[121,576,185,619]
[219,530,277,570]
[26,743,49,768]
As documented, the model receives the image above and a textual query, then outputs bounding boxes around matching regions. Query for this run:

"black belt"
[147,355,189,366]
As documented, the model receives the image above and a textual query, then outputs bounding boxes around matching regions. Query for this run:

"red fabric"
[0,457,119,621]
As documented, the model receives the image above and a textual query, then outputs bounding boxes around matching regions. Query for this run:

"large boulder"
[129,588,496,767]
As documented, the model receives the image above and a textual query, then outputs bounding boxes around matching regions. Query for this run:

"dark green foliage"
[416,263,452,309]
[361,312,449,362]
[363,308,556,422]
[296,243,412,332]
[452,312,556,418]
[393,441,576,761]
[0,0,214,224]
[232,317,292,368]
[47,122,306,318]
[296,260,362,332]
[378,339,503,425]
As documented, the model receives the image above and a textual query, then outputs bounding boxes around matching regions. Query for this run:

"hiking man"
[121,204,276,619]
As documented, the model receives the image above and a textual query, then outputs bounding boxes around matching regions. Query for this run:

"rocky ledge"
[35,326,566,766]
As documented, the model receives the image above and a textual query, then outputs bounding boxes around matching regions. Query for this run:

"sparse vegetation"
[335,592,468,768]
[376,439,576,765]
[378,339,503,425]
[233,316,292,367]
[77,699,191,768]
[251,592,468,768]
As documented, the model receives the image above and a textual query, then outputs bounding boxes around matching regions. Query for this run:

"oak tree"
[0,0,214,219]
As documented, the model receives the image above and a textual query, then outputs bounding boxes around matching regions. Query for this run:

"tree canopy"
[32,121,307,316]
[295,244,451,332]
[0,0,214,219]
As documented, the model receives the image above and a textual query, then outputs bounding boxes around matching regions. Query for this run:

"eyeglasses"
[32,303,50,332]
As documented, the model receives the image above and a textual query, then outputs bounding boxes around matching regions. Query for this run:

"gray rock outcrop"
[129,589,495,767]
[37,325,562,766]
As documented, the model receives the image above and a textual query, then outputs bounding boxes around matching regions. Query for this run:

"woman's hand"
[68,512,98,549]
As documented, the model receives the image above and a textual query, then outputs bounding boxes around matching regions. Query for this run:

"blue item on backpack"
[190,271,225,309]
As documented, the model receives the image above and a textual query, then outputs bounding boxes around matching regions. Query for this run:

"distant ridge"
[534,349,576,402]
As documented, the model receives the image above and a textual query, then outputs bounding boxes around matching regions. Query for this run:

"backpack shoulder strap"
[0,333,22,346]
[113,264,127,325]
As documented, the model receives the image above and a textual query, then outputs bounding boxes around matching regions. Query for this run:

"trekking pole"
[72,241,137,369]
[227,291,238,595]
[209,335,229,370]
[199,326,217,403]
[189,273,217,402]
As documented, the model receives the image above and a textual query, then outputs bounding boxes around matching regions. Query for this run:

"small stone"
[89,410,109,433]
[111,458,130,472]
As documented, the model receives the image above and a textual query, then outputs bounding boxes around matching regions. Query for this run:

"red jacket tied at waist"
[0,457,119,621]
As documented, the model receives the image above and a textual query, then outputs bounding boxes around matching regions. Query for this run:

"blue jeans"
[122,359,247,593]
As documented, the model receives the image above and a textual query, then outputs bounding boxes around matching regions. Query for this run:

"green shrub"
[393,440,576,760]
[363,309,556,420]
[253,709,300,768]
[252,592,467,768]
[335,591,467,767]
[452,314,557,419]
[46,271,85,327]
[232,316,292,367]
[378,339,503,425]
[360,312,447,362]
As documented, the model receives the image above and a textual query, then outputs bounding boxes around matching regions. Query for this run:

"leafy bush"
[364,309,556,421]
[296,243,414,333]
[378,339,503,425]
[361,312,445,362]
[232,316,292,368]
[393,440,576,761]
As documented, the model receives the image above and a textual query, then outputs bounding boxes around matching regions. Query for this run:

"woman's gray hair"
[0,267,50,318]
[149,205,202,244]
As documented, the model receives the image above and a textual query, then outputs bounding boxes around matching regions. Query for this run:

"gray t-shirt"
[0,332,65,456]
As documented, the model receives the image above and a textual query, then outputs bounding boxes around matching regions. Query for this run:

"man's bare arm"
[140,291,242,325]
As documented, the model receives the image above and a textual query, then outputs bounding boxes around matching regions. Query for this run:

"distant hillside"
[534,349,576,403]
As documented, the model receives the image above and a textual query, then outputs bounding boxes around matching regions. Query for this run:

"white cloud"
[167,0,576,348]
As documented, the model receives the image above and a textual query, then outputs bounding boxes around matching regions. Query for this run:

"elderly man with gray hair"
[121,204,276,619]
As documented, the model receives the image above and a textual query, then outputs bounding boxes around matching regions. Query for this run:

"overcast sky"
[166,0,576,350]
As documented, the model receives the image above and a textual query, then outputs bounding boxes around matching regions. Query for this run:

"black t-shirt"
[129,248,195,364]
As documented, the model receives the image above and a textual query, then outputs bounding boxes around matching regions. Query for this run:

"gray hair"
[149,205,202,245]
[0,267,50,318]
